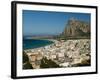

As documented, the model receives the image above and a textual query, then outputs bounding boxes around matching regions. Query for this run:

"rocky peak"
[62,18,90,38]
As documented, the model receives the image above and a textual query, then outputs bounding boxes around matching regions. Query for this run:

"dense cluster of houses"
[24,39,90,69]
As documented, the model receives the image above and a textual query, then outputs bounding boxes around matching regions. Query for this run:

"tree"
[40,57,60,68]
[23,51,33,69]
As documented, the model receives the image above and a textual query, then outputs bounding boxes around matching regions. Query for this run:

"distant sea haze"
[23,38,54,50]
[23,33,60,37]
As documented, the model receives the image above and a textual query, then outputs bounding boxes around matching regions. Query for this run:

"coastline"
[23,39,58,51]
[23,39,91,69]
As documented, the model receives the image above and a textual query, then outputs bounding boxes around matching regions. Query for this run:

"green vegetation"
[72,59,91,67]
[23,62,33,69]
[23,51,29,63]
[23,51,33,69]
[40,57,60,68]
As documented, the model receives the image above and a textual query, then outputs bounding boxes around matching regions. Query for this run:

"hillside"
[61,18,90,39]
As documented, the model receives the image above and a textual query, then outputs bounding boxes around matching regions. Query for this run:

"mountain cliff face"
[62,18,90,38]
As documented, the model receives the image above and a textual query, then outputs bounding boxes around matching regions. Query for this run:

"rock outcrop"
[62,18,90,38]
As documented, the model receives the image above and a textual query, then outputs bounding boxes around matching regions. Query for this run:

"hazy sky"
[23,10,90,36]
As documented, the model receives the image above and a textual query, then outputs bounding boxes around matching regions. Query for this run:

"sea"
[23,38,54,50]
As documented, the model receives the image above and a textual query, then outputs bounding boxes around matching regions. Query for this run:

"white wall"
[0,0,99,80]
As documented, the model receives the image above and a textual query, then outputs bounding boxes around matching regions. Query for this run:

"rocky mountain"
[62,18,90,38]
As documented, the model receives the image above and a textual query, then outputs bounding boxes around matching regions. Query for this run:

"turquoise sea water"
[23,39,54,50]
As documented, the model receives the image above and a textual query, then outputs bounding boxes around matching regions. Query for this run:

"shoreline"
[23,39,91,69]
[24,38,90,51]
[24,39,59,51]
